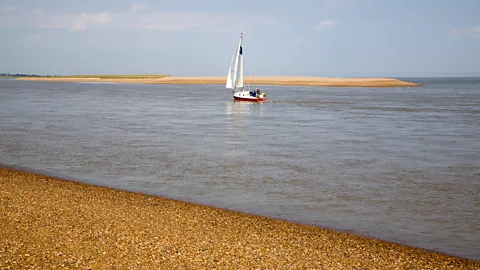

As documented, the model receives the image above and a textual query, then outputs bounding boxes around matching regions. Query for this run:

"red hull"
[233,96,266,102]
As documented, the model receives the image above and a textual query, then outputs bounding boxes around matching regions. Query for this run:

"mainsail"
[226,33,244,91]
[235,45,244,89]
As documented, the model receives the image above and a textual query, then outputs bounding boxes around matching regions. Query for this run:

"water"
[0,78,479,260]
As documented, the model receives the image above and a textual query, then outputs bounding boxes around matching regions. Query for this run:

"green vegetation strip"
[0,73,171,79]
[48,74,171,79]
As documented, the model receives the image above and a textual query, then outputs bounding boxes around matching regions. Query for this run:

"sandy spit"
[16,76,422,87]
[1,167,477,269]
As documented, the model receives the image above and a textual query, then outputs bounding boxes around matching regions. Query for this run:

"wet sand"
[16,76,422,87]
[1,167,477,269]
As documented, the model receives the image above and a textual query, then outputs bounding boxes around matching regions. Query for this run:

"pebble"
[1,167,478,269]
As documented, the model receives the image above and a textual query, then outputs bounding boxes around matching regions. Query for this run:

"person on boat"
[256,88,261,97]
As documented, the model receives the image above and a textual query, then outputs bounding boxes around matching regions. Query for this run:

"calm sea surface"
[0,78,479,260]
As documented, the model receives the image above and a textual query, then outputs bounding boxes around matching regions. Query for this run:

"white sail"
[226,50,237,89]
[235,44,244,89]
[226,33,244,90]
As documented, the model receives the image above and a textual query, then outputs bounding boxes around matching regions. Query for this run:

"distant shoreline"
[16,76,422,87]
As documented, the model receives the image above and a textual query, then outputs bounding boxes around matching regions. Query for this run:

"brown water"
[0,78,479,260]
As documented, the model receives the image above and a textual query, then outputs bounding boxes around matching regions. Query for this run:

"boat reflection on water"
[226,100,266,122]
[224,101,267,159]
[226,100,250,116]
[224,101,252,158]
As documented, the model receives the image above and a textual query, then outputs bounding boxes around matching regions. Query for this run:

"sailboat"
[226,32,266,102]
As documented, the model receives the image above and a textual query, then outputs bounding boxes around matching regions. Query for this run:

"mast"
[235,32,244,90]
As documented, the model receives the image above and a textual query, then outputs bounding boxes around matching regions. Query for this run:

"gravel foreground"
[1,168,478,269]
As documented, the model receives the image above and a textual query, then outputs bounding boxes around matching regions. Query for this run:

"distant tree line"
[0,73,49,77]
[0,73,171,79]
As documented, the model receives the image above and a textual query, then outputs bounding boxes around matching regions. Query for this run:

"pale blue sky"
[1,0,479,77]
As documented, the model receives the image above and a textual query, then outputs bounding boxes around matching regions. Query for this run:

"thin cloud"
[0,9,112,31]
[0,5,17,12]
[71,12,112,31]
[451,26,480,39]
[130,2,148,12]
[45,11,113,32]
[0,5,279,33]
[130,12,279,33]
[313,19,337,30]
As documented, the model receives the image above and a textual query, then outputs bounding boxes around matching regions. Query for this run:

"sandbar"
[1,167,477,269]
[16,76,422,87]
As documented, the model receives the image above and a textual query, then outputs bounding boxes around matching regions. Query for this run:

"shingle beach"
[1,167,478,269]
